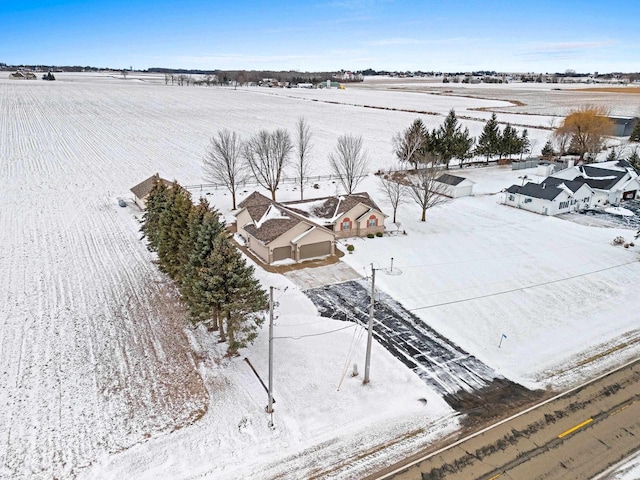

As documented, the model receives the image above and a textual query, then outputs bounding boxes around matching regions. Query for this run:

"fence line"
[183,173,367,191]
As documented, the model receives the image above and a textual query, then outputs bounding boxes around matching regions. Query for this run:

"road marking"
[488,473,503,480]
[609,400,637,417]
[558,418,593,438]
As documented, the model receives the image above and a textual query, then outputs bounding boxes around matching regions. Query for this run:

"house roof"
[542,177,591,193]
[243,204,314,244]
[238,191,272,209]
[506,182,565,201]
[130,174,172,199]
[283,192,386,223]
[435,173,468,186]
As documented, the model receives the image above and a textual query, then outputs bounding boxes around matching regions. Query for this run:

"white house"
[504,180,594,216]
[549,160,640,206]
[434,174,474,198]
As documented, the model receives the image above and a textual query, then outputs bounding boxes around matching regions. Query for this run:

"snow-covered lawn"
[339,168,640,389]
[2,75,638,479]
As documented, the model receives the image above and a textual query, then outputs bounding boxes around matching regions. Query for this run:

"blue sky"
[1,0,638,72]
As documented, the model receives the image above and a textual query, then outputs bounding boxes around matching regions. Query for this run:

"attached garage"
[272,246,292,262]
[300,241,332,260]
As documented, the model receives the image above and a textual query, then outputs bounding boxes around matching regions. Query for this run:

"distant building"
[9,71,36,80]
[606,116,639,137]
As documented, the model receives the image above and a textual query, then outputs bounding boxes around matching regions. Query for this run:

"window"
[341,218,351,231]
[559,201,569,209]
[367,215,377,228]
[508,195,515,201]
[524,198,532,203]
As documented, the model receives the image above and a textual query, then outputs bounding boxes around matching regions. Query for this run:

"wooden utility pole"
[267,286,274,414]
[363,265,375,384]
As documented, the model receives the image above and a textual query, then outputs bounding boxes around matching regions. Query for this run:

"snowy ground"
[2,75,638,479]
[595,449,640,480]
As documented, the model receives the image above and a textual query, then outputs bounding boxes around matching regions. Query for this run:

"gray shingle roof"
[436,174,466,186]
[542,177,587,193]
[507,182,564,200]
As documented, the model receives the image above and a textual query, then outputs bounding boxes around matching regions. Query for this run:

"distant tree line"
[141,180,267,355]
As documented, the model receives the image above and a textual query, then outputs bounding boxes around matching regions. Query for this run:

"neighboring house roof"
[130,174,172,199]
[506,182,564,201]
[435,174,469,186]
[283,192,386,223]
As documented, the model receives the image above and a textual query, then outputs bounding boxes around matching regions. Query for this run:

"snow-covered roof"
[283,192,386,223]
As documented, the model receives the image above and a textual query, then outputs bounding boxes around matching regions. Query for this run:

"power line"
[272,323,356,340]
[409,259,638,312]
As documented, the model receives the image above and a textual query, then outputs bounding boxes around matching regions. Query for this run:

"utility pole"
[267,286,274,415]
[363,264,375,384]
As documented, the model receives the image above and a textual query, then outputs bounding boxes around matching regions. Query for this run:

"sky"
[1,0,639,73]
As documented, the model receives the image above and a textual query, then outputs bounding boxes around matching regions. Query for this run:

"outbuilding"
[130,174,172,210]
[434,174,475,198]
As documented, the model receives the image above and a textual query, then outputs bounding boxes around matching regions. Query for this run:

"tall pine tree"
[156,183,193,283]
[141,178,171,252]
[475,113,500,163]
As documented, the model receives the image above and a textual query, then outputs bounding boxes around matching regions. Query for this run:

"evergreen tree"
[474,113,500,162]
[156,183,193,283]
[631,123,640,142]
[433,109,474,169]
[201,235,267,353]
[519,129,531,161]
[606,148,618,162]
[181,207,226,328]
[628,148,640,170]
[497,124,518,160]
[141,178,171,252]
[541,140,555,159]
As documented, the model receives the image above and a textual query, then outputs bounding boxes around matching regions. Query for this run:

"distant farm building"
[130,174,172,210]
[9,71,36,80]
[434,174,475,198]
[607,116,639,137]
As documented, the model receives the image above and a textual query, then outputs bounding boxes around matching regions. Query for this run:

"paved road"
[373,359,640,480]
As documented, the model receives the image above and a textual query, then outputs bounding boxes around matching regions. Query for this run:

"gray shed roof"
[436,173,467,186]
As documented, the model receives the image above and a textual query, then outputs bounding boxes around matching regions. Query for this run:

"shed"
[130,174,172,210]
[536,162,555,177]
[434,174,474,198]
[607,116,639,137]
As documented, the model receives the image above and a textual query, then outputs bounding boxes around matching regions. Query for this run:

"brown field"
[580,87,640,94]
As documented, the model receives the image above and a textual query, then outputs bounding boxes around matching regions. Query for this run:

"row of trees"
[141,179,268,355]
[204,119,369,209]
[393,110,531,169]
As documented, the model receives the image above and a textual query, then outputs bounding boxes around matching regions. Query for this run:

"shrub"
[376,232,383,237]
[367,233,375,239]
[346,244,355,252]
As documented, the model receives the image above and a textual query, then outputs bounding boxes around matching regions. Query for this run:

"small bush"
[367,233,375,239]
[346,244,355,252]
[376,232,383,237]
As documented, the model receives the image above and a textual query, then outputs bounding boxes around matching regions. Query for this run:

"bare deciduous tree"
[295,117,313,200]
[244,129,293,201]
[406,167,448,222]
[378,173,406,224]
[329,134,369,194]
[203,130,247,210]
[393,118,426,169]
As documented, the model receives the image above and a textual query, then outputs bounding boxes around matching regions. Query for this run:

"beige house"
[9,71,36,80]
[130,174,172,210]
[236,192,336,264]
[283,192,387,239]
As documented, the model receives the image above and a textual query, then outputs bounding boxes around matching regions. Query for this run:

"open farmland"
[2,74,639,479]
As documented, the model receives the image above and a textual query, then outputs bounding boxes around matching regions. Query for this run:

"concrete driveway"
[283,261,363,290]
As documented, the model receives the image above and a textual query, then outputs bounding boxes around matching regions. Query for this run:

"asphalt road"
[373,358,640,480]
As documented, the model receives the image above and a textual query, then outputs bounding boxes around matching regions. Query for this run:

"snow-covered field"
[2,73,638,479]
